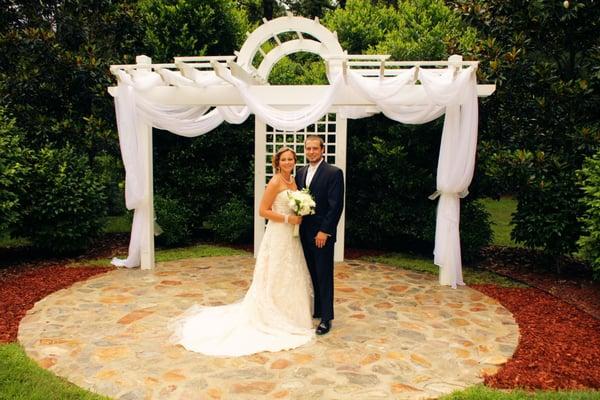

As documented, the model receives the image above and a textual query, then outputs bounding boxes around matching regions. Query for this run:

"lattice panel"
[264,113,338,184]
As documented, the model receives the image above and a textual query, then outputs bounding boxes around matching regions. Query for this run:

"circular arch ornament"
[236,15,345,83]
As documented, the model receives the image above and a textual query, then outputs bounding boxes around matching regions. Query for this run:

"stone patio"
[18,256,519,399]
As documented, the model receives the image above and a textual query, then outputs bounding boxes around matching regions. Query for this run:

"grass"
[356,196,524,287]
[440,385,600,399]
[0,343,110,400]
[0,232,29,248]
[363,252,526,287]
[101,214,131,234]
[75,243,250,267]
[482,197,519,247]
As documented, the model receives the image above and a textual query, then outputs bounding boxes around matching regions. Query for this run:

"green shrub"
[345,116,492,259]
[154,195,193,247]
[451,0,600,259]
[207,197,253,244]
[577,151,600,279]
[325,0,478,59]
[93,154,125,216]
[139,0,250,63]
[487,149,585,258]
[14,146,107,254]
[0,108,29,232]
[153,123,254,236]
[511,169,582,257]
[460,200,493,262]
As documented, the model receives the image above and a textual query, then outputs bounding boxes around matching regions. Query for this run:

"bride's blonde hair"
[272,146,296,171]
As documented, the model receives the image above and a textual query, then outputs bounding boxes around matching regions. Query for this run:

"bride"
[170,146,315,356]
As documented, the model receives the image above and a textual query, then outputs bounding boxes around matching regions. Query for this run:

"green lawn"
[0,232,29,248]
[102,214,132,234]
[440,385,600,399]
[0,343,110,400]
[76,242,249,267]
[482,197,519,247]
[363,252,525,287]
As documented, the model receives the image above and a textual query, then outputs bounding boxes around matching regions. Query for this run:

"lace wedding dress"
[171,190,314,356]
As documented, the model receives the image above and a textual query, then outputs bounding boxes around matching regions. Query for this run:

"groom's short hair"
[305,135,324,149]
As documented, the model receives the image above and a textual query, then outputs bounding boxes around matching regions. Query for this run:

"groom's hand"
[315,231,328,248]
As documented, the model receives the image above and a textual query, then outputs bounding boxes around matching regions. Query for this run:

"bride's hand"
[289,215,302,225]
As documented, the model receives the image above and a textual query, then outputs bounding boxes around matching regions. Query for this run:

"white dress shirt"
[305,159,323,188]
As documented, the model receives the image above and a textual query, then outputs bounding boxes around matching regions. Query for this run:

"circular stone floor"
[18,256,519,400]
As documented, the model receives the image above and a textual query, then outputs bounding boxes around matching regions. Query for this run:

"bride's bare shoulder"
[265,174,286,193]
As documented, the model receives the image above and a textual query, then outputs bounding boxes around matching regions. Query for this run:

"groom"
[296,135,344,335]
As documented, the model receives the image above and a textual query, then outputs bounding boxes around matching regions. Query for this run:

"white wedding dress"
[171,190,315,356]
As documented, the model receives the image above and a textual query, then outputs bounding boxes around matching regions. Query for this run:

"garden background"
[1,0,599,399]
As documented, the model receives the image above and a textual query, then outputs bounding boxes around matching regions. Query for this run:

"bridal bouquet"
[288,189,316,237]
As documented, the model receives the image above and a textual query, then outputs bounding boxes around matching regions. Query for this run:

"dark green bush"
[511,169,583,257]
[154,195,193,247]
[460,200,493,262]
[206,196,253,243]
[93,154,125,216]
[14,146,107,254]
[486,149,585,258]
[345,115,492,259]
[450,0,600,258]
[153,123,254,235]
[0,108,29,232]
[577,150,600,279]
[139,0,250,63]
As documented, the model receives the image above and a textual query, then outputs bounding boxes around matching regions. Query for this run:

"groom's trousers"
[301,235,335,321]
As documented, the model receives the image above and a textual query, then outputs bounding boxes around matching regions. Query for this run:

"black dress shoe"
[316,320,331,335]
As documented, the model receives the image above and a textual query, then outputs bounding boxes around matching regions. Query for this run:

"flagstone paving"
[18,256,519,399]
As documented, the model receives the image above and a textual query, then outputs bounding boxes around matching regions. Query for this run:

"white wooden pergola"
[109,15,495,278]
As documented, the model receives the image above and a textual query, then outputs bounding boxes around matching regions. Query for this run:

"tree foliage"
[448,0,600,258]
[280,0,337,18]
[0,107,29,232]
[139,0,251,62]
[325,0,477,59]
[14,146,107,254]
[138,0,257,244]
[0,0,143,250]
[578,150,600,279]
[3,0,595,263]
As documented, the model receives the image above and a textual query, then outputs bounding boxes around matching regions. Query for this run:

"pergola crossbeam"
[107,84,496,105]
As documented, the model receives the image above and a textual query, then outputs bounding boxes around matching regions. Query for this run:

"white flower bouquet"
[288,189,316,236]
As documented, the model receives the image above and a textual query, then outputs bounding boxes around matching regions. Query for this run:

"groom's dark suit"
[296,161,344,321]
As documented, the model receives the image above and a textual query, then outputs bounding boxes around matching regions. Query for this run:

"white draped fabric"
[111,64,478,288]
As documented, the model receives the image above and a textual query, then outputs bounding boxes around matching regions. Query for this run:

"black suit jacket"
[296,161,344,241]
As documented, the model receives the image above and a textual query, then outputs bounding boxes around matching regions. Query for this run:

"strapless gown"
[170,190,314,356]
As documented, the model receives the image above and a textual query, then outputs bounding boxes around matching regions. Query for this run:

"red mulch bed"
[472,284,600,390]
[479,246,600,320]
[1,241,599,391]
[0,265,110,343]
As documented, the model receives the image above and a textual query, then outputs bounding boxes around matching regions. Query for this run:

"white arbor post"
[254,117,268,256]
[333,114,347,262]
[136,55,155,270]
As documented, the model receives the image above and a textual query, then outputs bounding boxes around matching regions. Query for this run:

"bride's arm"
[259,176,301,224]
